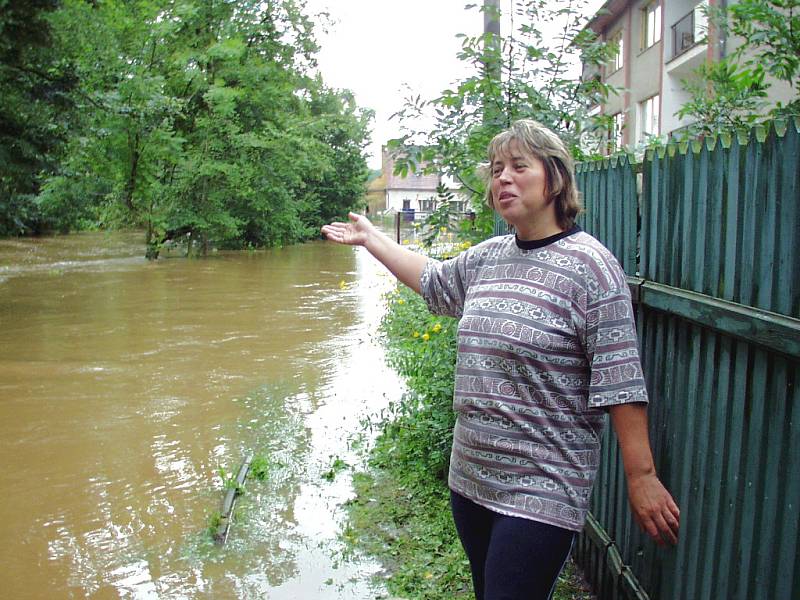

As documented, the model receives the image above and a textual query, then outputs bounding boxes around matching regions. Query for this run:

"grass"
[321,455,349,481]
[344,468,594,600]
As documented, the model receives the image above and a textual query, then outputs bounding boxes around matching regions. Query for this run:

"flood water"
[0,231,404,598]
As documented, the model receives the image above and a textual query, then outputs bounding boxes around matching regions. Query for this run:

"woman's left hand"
[609,403,680,546]
[626,471,680,546]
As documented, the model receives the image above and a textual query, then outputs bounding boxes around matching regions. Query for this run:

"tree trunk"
[122,129,140,211]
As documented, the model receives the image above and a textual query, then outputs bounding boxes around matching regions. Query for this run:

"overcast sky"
[303,0,486,169]
[303,1,602,170]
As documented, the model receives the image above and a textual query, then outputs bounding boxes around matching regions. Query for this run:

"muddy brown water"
[0,231,404,599]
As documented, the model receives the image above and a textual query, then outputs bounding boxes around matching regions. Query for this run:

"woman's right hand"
[321,212,374,246]
[322,211,427,294]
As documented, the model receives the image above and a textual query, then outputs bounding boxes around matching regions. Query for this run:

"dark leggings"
[450,491,575,600]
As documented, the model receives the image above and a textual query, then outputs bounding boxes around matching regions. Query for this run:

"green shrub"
[377,285,458,482]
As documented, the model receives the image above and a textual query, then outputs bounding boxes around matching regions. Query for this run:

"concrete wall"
[629,2,663,141]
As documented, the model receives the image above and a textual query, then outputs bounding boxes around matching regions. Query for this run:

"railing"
[671,3,707,59]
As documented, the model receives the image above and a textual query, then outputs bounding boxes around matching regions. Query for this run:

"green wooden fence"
[573,120,800,600]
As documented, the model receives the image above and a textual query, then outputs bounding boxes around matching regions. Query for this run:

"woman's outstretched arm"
[321,212,428,294]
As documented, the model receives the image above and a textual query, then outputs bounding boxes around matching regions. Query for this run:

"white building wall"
[661,0,709,134]
[385,190,437,213]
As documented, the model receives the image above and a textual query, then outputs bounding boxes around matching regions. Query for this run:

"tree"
[725,0,800,112]
[676,61,769,137]
[388,0,615,238]
[13,0,371,256]
[679,0,800,135]
[0,0,78,235]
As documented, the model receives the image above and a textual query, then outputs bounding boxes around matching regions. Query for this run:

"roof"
[585,0,630,33]
[381,146,440,192]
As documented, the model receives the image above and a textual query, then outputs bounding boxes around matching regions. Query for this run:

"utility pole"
[483,0,500,41]
[483,0,501,125]
[483,0,508,236]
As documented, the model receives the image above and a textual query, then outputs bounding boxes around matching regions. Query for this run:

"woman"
[322,119,679,600]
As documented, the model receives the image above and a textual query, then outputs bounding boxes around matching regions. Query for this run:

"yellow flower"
[398,298,405,305]
[402,239,410,245]
[462,241,472,249]
[422,332,430,341]
[412,331,420,338]
[439,226,447,233]
[432,323,442,333]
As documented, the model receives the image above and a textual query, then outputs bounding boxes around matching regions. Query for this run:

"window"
[640,95,660,140]
[608,30,624,72]
[449,200,466,214]
[642,1,661,49]
[402,198,411,210]
[420,197,436,212]
[611,112,625,149]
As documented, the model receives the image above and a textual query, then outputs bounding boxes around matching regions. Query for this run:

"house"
[364,169,387,216]
[367,146,469,219]
[582,0,795,149]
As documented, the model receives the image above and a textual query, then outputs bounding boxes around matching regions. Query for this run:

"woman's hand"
[321,212,374,246]
[609,403,680,546]
[321,211,427,293]
[626,471,680,546]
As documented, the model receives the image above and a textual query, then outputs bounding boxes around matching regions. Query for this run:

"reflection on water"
[0,231,403,598]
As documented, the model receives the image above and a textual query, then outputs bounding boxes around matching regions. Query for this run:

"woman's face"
[490,141,559,239]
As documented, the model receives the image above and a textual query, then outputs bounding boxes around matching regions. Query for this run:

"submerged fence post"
[214,454,254,546]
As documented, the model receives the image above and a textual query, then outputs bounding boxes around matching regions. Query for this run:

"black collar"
[515,224,581,250]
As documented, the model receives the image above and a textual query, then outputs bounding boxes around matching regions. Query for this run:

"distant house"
[364,170,387,216]
[367,146,470,219]
[581,0,795,150]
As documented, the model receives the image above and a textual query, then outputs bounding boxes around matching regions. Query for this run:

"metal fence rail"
[574,120,800,600]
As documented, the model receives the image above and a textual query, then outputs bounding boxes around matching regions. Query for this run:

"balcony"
[671,3,707,59]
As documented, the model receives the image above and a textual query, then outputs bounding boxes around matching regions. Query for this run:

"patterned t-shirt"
[419,226,648,532]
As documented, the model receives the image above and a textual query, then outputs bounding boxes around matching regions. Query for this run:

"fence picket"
[574,121,800,600]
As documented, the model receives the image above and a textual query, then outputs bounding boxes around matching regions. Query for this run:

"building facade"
[584,0,795,149]
[367,146,468,219]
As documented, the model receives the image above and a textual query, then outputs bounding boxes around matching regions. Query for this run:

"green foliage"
[346,470,473,599]
[1,0,371,251]
[387,1,616,241]
[345,280,592,599]
[377,285,458,481]
[681,0,800,133]
[217,465,243,494]
[416,185,464,250]
[340,284,467,597]
[0,0,78,235]
[321,455,349,481]
[207,510,223,536]
[248,455,272,481]
[725,0,800,99]
[677,61,769,137]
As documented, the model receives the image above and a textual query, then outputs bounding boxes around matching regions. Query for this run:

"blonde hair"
[484,119,582,229]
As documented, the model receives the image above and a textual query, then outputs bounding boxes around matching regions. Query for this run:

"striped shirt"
[419,226,647,531]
